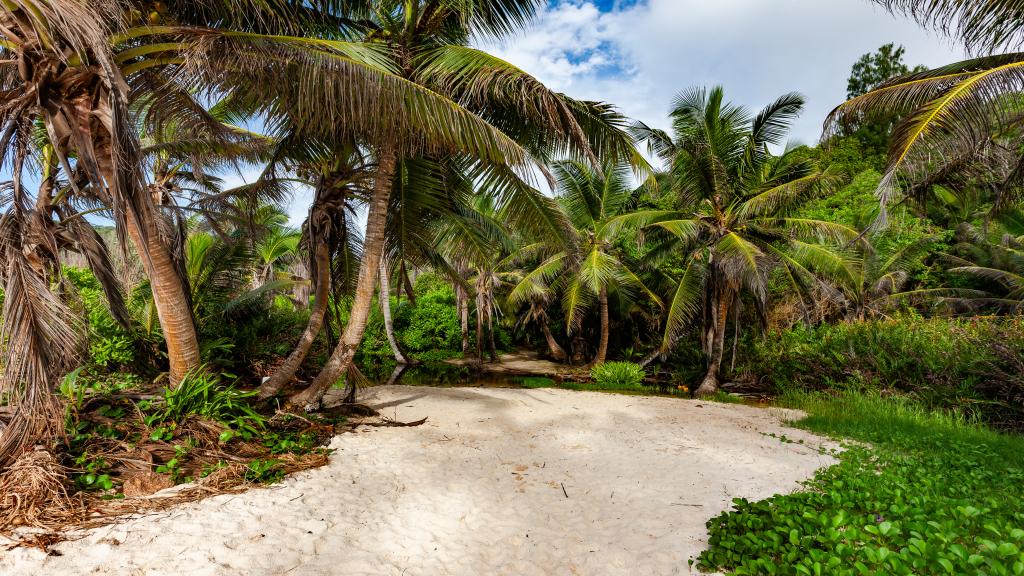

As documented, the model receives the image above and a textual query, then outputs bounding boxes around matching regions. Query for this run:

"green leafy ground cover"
[697,392,1024,575]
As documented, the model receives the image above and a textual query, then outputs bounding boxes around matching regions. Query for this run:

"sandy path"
[0,386,835,576]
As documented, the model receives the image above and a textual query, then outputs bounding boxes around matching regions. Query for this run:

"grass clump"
[591,362,645,391]
[696,392,1024,575]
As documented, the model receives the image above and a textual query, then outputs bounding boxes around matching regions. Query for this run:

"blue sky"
[481,0,963,145]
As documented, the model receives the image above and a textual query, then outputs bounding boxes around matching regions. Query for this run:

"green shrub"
[738,316,1024,429]
[65,267,140,369]
[591,362,645,390]
[148,368,265,442]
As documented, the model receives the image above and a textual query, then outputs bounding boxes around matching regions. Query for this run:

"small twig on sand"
[561,483,569,499]
[365,417,428,428]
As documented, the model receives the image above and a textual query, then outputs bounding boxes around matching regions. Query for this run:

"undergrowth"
[696,392,1024,575]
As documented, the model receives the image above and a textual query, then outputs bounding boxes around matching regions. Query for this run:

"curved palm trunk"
[258,242,331,399]
[639,347,664,368]
[379,257,409,364]
[540,322,567,362]
[290,149,397,410]
[695,291,730,398]
[486,293,497,362]
[593,286,610,365]
[121,196,200,386]
[91,122,200,386]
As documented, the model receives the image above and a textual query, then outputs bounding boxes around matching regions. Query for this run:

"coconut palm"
[510,160,661,365]
[257,142,370,399]
[827,2,1024,224]
[785,235,948,321]
[633,87,850,396]
[870,1,1024,52]
[940,223,1024,313]
[0,0,536,392]
[286,0,638,409]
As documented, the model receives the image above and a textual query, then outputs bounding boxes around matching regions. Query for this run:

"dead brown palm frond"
[0,448,84,534]
[0,207,84,468]
[871,0,1024,52]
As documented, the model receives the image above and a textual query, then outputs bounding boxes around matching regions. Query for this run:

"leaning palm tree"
[633,87,850,396]
[510,160,661,365]
[827,1,1024,224]
[0,0,536,388]
[870,1,1024,53]
[287,0,638,410]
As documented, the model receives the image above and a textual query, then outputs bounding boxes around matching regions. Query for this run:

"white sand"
[0,386,836,576]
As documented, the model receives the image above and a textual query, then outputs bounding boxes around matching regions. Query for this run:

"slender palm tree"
[257,142,370,399]
[510,160,661,365]
[633,87,850,396]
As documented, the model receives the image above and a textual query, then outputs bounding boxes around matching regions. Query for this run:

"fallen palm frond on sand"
[0,371,417,551]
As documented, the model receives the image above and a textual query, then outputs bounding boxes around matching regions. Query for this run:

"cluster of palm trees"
[0,0,635,464]
[2,0,1024,468]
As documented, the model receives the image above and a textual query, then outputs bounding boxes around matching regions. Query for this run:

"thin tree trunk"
[458,282,470,357]
[123,210,200,385]
[289,148,397,410]
[258,242,330,399]
[540,322,567,362]
[639,347,664,368]
[379,257,409,364]
[475,281,485,362]
[486,292,497,362]
[593,286,610,365]
[695,291,730,398]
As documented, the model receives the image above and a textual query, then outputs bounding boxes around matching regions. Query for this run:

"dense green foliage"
[737,317,1024,429]
[698,393,1024,575]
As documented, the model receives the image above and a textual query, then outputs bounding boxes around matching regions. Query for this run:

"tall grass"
[780,390,1024,468]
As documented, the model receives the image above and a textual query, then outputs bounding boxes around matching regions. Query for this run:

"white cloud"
[479,0,964,149]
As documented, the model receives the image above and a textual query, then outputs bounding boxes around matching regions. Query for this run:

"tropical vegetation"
[0,0,1023,573]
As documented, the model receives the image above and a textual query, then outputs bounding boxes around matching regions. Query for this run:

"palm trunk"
[122,207,199,385]
[379,257,409,365]
[541,322,567,362]
[486,292,497,362]
[92,137,199,386]
[639,347,664,368]
[475,286,485,362]
[258,242,330,399]
[458,282,470,357]
[593,286,610,365]
[289,148,397,410]
[695,291,730,398]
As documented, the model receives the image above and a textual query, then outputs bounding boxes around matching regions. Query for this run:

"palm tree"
[940,223,1024,313]
[0,0,534,389]
[785,235,946,321]
[633,87,850,396]
[287,0,637,410]
[257,143,370,399]
[828,2,1024,223]
[511,160,661,365]
[870,1,1024,53]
